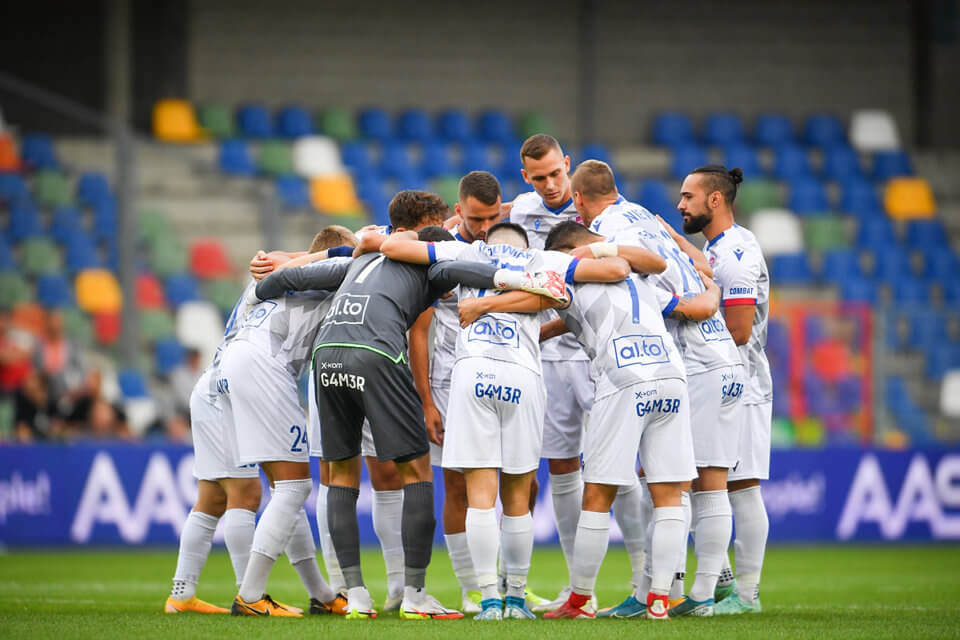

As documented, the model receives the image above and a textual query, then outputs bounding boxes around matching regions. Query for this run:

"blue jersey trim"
[427,242,437,264]
[565,258,580,285]
[542,197,574,214]
[454,231,468,243]
[705,230,727,251]
[327,245,353,258]
[662,294,680,318]
[615,195,626,204]
[625,278,641,324]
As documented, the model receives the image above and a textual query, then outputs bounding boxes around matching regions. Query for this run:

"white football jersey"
[429,227,469,389]
[199,282,251,403]
[559,273,686,400]
[591,199,742,376]
[510,191,589,362]
[704,224,772,405]
[430,239,576,375]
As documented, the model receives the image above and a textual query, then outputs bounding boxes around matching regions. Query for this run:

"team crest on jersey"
[242,300,277,328]
[612,334,670,368]
[733,247,745,261]
[468,314,520,348]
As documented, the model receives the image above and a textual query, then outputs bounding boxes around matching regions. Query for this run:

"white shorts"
[541,359,594,459]
[688,365,745,469]
[191,371,258,481]
[728,401,772,481]
[220,340,310,466]
[442,358,546,474]
[308,369,376,458]
[429,383,450,467]
[584,377,697,486]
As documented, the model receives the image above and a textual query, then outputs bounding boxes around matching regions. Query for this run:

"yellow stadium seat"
[75,269,123,314]
[884,177,936,220]
[309,174,361,214]
[153,99,201,142]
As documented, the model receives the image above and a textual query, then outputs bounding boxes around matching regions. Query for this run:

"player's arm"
[428,261,568,304]
[409,307,444,446]
[723,305,754,345]
[249,250,306,281]
[458,291,564,328]
[379,231,437,264]
[540,317,570,342]
[665,271,722,321]
[715,252,760,345]
[255,259,351,300]
[656,215,713,278]
[570,243,667,276]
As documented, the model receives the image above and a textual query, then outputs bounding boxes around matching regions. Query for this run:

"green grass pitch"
[1,545,958,639]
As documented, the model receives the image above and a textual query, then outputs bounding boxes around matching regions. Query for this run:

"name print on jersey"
[474,383,523,404]
[319,372,366,391]
[325,294,370,325]
[613,334,671,368]
[468,314,520,348]
[699,316,733,342]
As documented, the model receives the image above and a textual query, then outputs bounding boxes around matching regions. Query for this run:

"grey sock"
[402,481,435,589]
[327,485,363,588]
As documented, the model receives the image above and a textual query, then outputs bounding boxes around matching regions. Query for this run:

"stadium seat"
[93,311,121,345]
[274,175,311,209]
[773,144,812,180]
[750,209,804,256]
[140,309,176,341]
[822,144,862,182]
[35,274,73,309]
[0,172,30,204]
[164,274,200,308]
[21,133,59,169]
[753,112,793,147]
[6,203,44,243]
[871,246,912,282]
[0,133,20,171]
[735,180,783,215]
[379,141,413,179]
[395,108,433,143]
[926,344,960,380]
[75,269,122,314]
[218,139,256,176]
[630,179,674,217]
[274,105,313,139]
[21,237,62,276]
[802,113,846,147]
[154,339,185,376]
[702,112,745,146]
[316,107,356,142]
[118,369,149,398]
[724,144,761,178]
[394,169,429,193]
[33,170,73,207]
[292,136,343,177]
[431,176,460,208]
[419,140,454,178]
[871,150,913,181]
[203,279,241,317]
[923,245,959,283]
[787,177,830,216]
[670,144,708,180]
[501,178,525,202]
[197,103,235,139]
[0,237,14,270]
[497,140,522,180]
[804,216,849,252]
[62,307,93,348]
[579,143,612,167]
[839,276,878,304]
[64,234,102,273]
[855,217,897,249]
[850,109,901,152]
[189,239,233,279]
[651,112,694,147]
[940,370,960,417]
[152,99,201,142]
[884,177,936,219]
[75,172,111,207]
[770,252,814,285]
[340,141,373,175]
[515,111,553,140]
[259,140,294,175]
[92,199,118,241]
[175,301,223,356]
[839,178,881,218]
[48,206,82,244]
[904,219,948,250]
[907,310,947,352]
[435,109,472,143]
[236,103,273,138]
[475,109,514,144]
[309,174,360,214]
[136,273,166,309]
[0,271,32,309]
[357,108,393,141]
[460,142,496,175]
[820,248,863,283]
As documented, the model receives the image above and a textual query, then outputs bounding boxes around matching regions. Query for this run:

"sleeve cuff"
[327,245,353,258]
[662,294,680,318]
[427,242,437,265]
[722,297,757,307]
[565,258,580,285]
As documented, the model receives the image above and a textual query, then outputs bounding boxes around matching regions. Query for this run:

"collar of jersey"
[706,224,738,251]
[541,196,574,214]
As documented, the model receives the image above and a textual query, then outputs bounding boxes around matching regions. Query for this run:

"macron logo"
[733,247,745,261]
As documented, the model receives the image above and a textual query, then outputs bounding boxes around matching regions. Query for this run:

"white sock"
[223,508,256,589]
[689,490,732,602]
[550,470,583,585]
[670,491,691,600]
[613,479,647,592]
[444,532,479,593]
[650,506,685,596]
[315,485,345,592]
[239,478,312,603]
[372,489,404,599]
[286,507,335,603]
[465,507,499,601]
[571,510,610,597]
[730,485,768,602]
[638,478,654,597]
[171,511,219,600]
[501,513,533,598]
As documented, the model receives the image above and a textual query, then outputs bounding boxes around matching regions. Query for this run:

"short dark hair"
[690,165,744,203]
[416,225,454,243]
[388,190,449,230]
[487,221,529,248]
[309,225,358,252]
[520,134,562,162]
[544,220,602,252]
[570,160,617,200]
[458,171,501,206]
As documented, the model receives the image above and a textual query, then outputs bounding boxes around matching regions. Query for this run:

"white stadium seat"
[850,109,901,152]
[940,369,960,418]
[292,135,343,177]
[749,208,805,256]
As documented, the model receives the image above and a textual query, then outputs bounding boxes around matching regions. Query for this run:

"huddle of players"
[164,133,772,621]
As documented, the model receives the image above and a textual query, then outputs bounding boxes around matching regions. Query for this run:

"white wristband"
[589,242,618,258]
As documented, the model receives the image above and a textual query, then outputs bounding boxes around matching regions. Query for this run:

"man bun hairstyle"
[388,190,450,230]
[691,165,743,203]
[570,159,617,200]
[544,220,602,252]
[520,134,562,162]
[458,170,501,206]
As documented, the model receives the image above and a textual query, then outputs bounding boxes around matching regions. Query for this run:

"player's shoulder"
[509,191,543,217]
[710,225,760,260]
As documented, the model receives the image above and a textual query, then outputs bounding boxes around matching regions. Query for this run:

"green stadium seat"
[198,103,235,139]
[316,107,356,142]
[149,236,189,278]
[804,216,850,252]
[21,237,62,276]
[139,210,175,246]
[0,271,32,309]
[33,170,73,207]
[516,111,552,140]
[0,398,13,439]
[204,278,243,316]
[139,309,176,341]
[735,180,783,216]
[62,308,94,348]
[259,141,294,175]
[431,176,460,208]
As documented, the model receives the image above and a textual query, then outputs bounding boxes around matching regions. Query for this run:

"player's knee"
[548,457,581,475]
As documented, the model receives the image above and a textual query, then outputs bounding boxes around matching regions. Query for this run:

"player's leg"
[670,483,692,603]
[604,474,647,614]
[220,477,261,591]
[167,480,227,613]
[314,462,346,594]
[499,471,538,619]
[365,450,405,609]
[463,467,502,619]
[284,502,347,615]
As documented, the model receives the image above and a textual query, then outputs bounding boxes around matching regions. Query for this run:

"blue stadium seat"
[20,133,58,169]
[118,369,149,398]
[651,112,694,147]
[724,144,761,178]
[904,219,948,250]
[65,234,102,273]
[476,109,514,144]
[820,248,862,283]
[35,274,74,309]
[0,173,30,204]
[0,236,13,270]
[702,112,745,146]
[871,247,912,282]
[753,112,793,147]
[236,104,273,138]
[822,144,862,182]
[357,108,393,142]
[925,344,960,380]
[396,109,433,143]
[907,310,947,352]
[501,178,525,202]
[890,274,931,305]
[274,105,313,139]
[436,109,472,143]
[900,413,936,445]
[394,169,428,193]
[420,140,453,178]
[356,175,387,208]
[378,142,413,179]
[923,245,960,282]
[940,279,960,305]
[787,177,830,215]
[218,139,256,176]
[497,140,522,180]
[884,375,914,416]
[154,339,185,376]
[460,142,495,175]
[75,172,112,207]
[92,199,117,241]
[871,150,913,181]
[770,253,814,285]
[773,144,812,180]
[579,143,612,166]
[49,206,82,244]
[855,217,896,248]
[274,175,310,210]
[839,178,881,218]
[803,113,846,147]
[630,179,674,216]
[6,203,43,243]
[839,276,878,304]
[363,193,392,228]
[670,144,708,180]
[164,274,199,308]
[340,141,373,174]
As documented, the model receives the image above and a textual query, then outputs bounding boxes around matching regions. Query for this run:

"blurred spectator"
[33,311,87,402]
[1,310,34,394]
[147,410,191,443]
[87,398,130,440]
[14,371,63,441]
[170,348,204,413]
